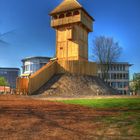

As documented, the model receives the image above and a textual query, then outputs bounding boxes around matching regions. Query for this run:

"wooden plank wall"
[56,24,89,61]
[81,10,93,32]
[56,27,79,60]
[51,15,81,27]
[28,61,57,94]
[16,77,29,95]
[57,60,97,76]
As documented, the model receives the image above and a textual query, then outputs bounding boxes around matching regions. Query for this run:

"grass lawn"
[58,98,140,109]
[58,98,140,137]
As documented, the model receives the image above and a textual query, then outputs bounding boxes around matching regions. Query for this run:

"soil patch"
[0,95,140,140]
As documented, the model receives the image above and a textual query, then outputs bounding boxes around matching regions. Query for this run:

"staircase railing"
[28,60,57,94]
[16,60,57,95]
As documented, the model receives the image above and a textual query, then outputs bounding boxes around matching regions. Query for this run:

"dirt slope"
[0,95,139,140]
[33,74,117,97]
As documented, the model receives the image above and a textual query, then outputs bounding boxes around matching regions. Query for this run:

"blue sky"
[0,0,140,78]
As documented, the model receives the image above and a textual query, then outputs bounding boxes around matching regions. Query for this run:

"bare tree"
[93,36,122,81]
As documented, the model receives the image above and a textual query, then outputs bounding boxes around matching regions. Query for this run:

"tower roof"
[50,0,94,20]
[50,0,82,15]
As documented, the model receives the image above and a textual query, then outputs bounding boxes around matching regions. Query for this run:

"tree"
[131,75,140,94]
[0,77,8,86]
[93,36,122,81]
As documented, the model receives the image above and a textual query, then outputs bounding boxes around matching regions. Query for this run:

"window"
[73,10,80,16]
[120,74,122,79]
[113,65,116,71]
[111,65,113,71]
[111,73,114,79]
[39,63,46,69]
[25,65,29,71]
[116,65,119,71]
[30,64,34,71]
[118,82,123,88]
[125,74,129,79]
[112,82,116,88]
[123,65,125,71]
[59,14,64,19]
[0,71,2,74]
[117,73,120,79]
[124,82,128,88]
[3,71,7,74]
[66,12,72,17]
[124,90,127,95]
[114,74,117,79]
[123,74,126,79]
[53,15,57,20]
[118,90,123,94]
[120,65,122,71]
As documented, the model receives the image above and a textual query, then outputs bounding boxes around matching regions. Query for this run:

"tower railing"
[51,15,81,27]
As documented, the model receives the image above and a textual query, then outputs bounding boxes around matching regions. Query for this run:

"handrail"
[28,60,57,94]
[30,60,53,78]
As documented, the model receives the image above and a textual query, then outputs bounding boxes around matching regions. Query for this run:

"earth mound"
[33,74,117,97]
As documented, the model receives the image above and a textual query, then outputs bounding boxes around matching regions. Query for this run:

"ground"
[34,74,116,96]
[0,95,140,140]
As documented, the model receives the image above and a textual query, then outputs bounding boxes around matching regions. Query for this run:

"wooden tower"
[50,0,94,61]
[16,0,97,95]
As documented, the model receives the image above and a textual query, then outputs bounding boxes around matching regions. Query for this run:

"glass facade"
[0,68,20,88]
[22,57,51,74]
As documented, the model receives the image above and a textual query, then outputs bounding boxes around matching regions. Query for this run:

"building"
[50,0,94,61]
[21,56,51,75]
[0,86,10,93]
[98,62,132,94]
[0,68,20,88]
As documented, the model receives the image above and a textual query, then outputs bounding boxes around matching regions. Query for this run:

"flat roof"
[97,62,133,66]
[0,67,20,70]
[22,56,52,62]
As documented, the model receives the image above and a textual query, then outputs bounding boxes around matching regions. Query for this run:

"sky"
[0,0,140,78]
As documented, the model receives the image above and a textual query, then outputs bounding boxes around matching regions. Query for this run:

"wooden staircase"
[16,60,57,95]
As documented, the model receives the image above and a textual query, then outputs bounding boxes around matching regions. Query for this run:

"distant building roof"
[21,56,51,62]
[0,67,20,70]
[50,0,94,20]
[97,62,133,66]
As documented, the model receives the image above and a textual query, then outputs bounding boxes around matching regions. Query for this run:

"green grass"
[58,98,140,136]
[58,98,140,109]
[102,111,140,135]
